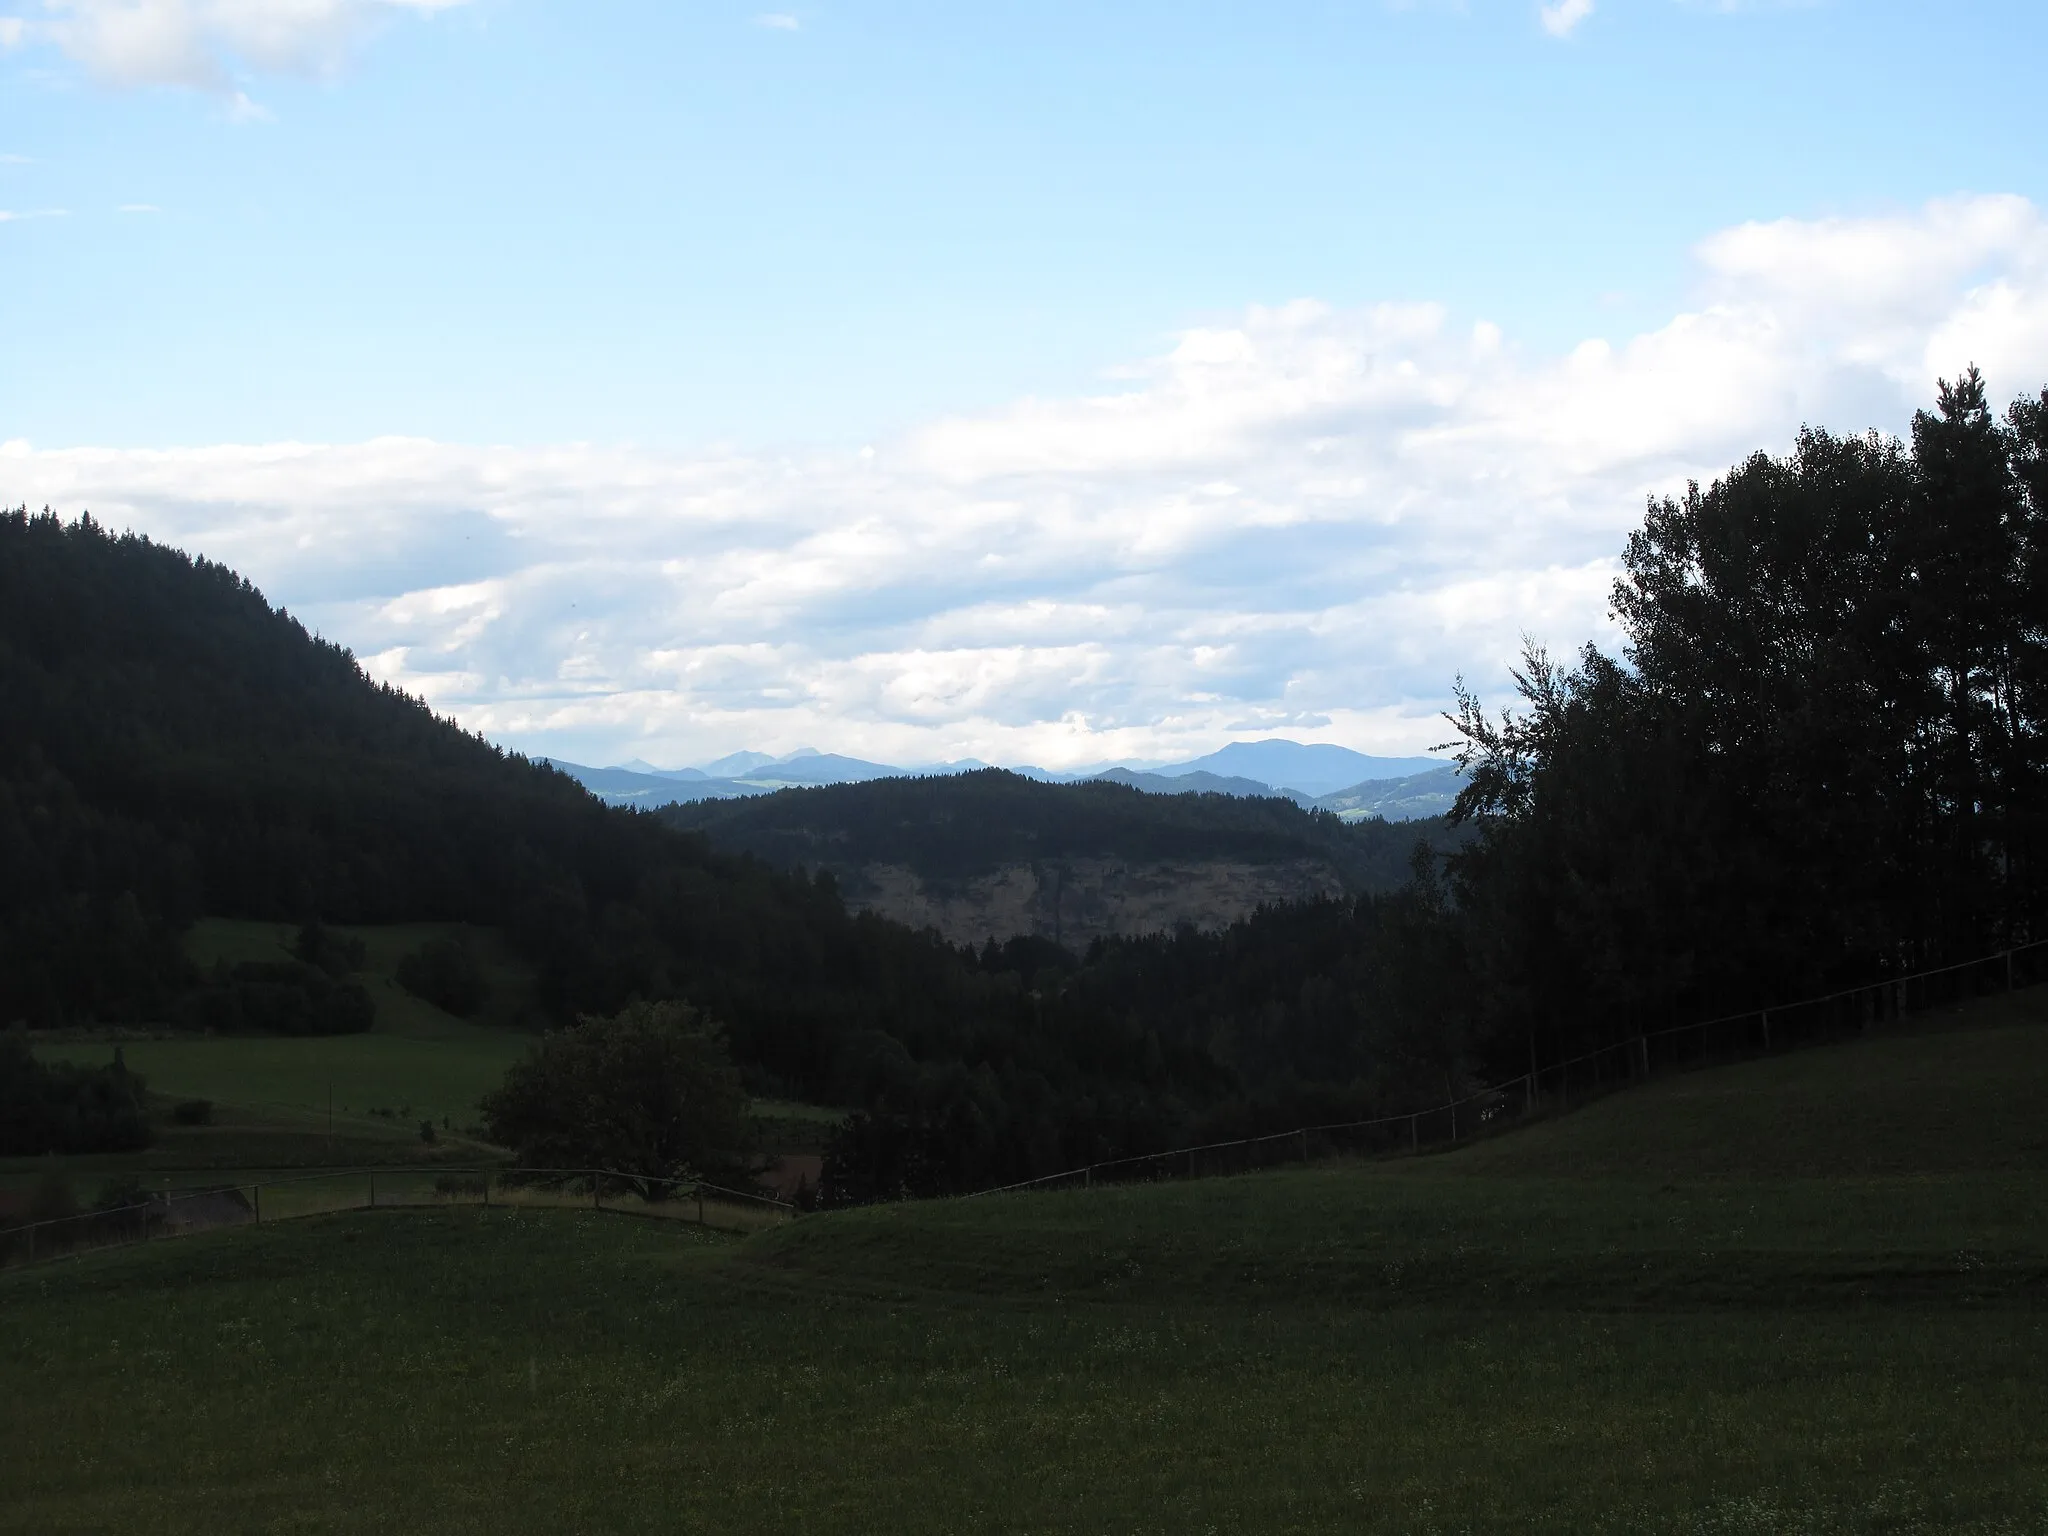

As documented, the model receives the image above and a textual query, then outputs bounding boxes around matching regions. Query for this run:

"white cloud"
[9,195,2048,770]
[0,207,68,219]
[754,12,800,31]
[11,0,469,95]
[1539,0,1594,38]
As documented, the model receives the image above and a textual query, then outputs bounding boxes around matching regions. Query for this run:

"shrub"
[29,1169,77,1224]
[396,937,489,1018]
[91,1176,151,1212]
[481,1000,747,1193]
[176,961,374,1036]
[0,1036,153,1155]
[294,922,366,978]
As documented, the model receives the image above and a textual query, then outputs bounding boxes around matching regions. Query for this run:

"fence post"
[254,1183,262,1225]
[26,1221,33,1266]
[2008,950,2016,992]
[1448,1099,1457,1143]
[368,1172,376,1210]
[483,1175,490,1209]
[1187,1149,1196,1179]
[1084,1166,1092,1189]
[593,1178,602,1212]
[1299,1128,1309,1164]
[1761,1009,1771,1050]
[1409,1113,1418,1153]
[697,1187,704,1225]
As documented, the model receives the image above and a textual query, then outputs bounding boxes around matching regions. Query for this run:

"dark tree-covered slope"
[662,770,1449,890]
[0,511,1241,1182]
[0,515,944,1048]
[0,507,657,1023]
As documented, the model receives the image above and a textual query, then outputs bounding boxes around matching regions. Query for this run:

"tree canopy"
[1446,370,2048,1075]
[480,1001,749,1189]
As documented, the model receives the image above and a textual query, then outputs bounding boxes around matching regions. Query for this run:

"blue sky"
[6,2,2048,768]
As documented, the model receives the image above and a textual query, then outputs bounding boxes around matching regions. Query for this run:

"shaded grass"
[8,996,2048,1532]
[33,1029,526,1135]
[19,923,839,1190]
[181,917,546,1038]
[15,920,538,1188]
[1450,990,2048,1180]
[3,1208,2043,1535]
[744,1163,2048,1311]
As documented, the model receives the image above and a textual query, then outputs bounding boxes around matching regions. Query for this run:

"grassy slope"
[5,997,2047,1534]
[1446,986,2048,1180]
[13,922,842,1191]
[14,921,537,1181]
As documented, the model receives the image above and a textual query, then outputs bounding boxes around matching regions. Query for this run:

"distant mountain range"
[542,739,1465,823]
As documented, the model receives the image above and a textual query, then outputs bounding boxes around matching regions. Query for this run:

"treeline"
[662,768,1446,894]
[818,873,1459,1200]
[1443,369,2048,1079]
[0,1035,150,1155]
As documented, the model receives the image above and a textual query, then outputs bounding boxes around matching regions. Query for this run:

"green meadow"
[8,921,839,1194]
[6,997,2047,1534]
[11,921,535,1184]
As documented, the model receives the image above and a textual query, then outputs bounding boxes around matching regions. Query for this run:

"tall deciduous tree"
[481,1000,749,1191]
[1447,371,2048,1076]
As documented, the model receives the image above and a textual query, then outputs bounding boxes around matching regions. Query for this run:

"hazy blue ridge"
[1149,742,1447,797]
[1090,767,1313,804]
[550,739,1461,811]
[1313,766,1467,823]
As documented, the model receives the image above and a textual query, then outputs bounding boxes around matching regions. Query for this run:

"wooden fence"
[0,1166,794,1272]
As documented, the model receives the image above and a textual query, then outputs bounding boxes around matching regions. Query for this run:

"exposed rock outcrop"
[844,857,1346,949]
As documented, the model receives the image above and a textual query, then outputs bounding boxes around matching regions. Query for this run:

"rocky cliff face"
[842,857,1347,949]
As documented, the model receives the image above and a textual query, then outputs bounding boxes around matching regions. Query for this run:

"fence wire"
[0,1165,793,1272]
[972,938,2048,1198]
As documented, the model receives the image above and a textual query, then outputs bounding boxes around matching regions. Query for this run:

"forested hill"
[0,510,1272,1173]
[0,513,1052,1095]
[665,770,1438,881]
[2,508,632,1020]
[661,771,1450,946]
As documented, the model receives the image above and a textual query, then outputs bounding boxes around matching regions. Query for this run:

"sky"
[4,1,2048,770]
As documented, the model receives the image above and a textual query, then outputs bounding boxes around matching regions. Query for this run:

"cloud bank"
[5,0,468,94]
[9,195,2048,769]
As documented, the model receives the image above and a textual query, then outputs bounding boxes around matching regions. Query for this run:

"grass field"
[11,921,536,1187]
[9,919,842,1195]
[5,997,2047,1533]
